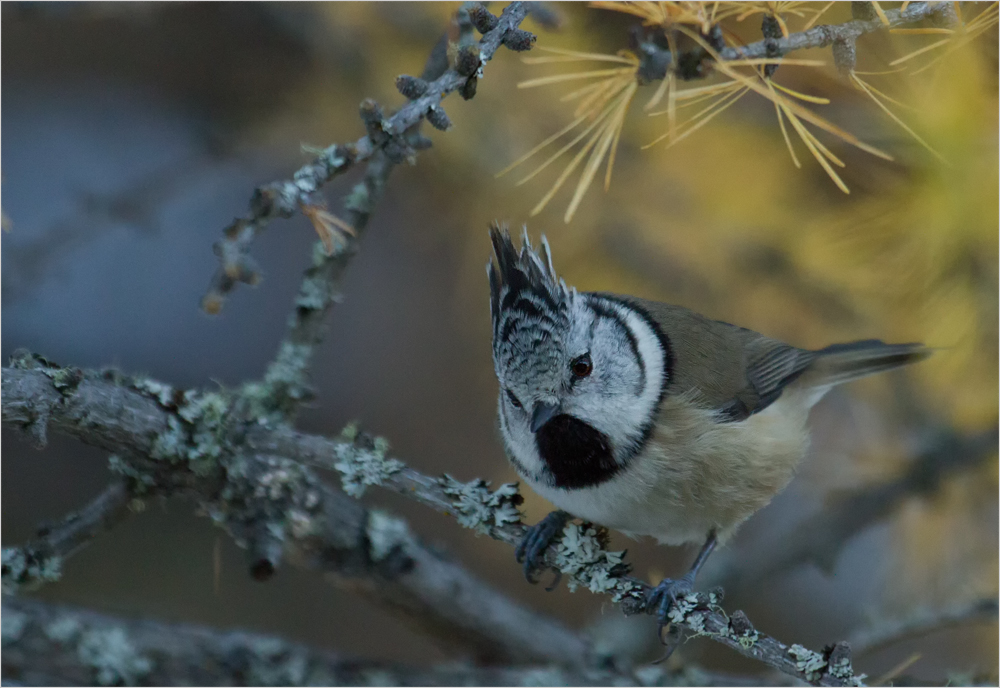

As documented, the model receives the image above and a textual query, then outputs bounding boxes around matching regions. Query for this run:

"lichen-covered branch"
[0,597,634,687]
[3,596,802,687]
[709,424,999,590]
[2,480,132,595]
[202,1,533,312]
[634,2,956,81]
[1,362,591,668]
[2,362,865,686]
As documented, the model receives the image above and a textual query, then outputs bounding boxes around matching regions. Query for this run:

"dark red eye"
[570,353,593,378]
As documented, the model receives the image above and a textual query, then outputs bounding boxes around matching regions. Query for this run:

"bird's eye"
[570,353,593,378]
[505,389,523,409]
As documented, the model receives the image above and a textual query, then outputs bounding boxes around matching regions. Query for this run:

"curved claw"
[645,576,694,640]
[514,510,570,587]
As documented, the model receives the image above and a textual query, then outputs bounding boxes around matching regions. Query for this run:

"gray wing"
[613,296,814,422]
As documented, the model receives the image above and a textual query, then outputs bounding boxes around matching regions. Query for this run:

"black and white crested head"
[488,223,575,395]
[487,223,669,491]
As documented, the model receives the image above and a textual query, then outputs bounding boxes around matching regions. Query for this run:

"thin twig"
[202,1,533,312]
[2,480,132,594]
[850,597,999,657]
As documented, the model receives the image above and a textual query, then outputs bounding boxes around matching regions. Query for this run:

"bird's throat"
[534,414,621,489]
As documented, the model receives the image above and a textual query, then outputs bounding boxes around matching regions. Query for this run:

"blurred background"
[2,2,997,683]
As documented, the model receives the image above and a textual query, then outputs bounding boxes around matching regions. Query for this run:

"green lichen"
[334,436,404,498]
[788,643,826,682]
[108,455,155,492]
[548,523,627,595]
[77,627,153,686]
[131,378,175,406]
[1,607,28,643]
[439,476,523,535]
[44,615,83,643]
[2,547,62,594]
[296,276,330,310]
[367,510,411,562]
[244,637,308,686]
[264,343,312,391]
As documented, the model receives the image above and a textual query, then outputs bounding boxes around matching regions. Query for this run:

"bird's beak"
[530,401,560,433]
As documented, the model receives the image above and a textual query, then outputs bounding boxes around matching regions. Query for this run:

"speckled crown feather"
[487,223,575,380]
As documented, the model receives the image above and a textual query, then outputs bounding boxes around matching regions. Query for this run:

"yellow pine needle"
[649,79,740,113]
[901,0,910,9]
[517,83,629,185]
[523,47,638,65]
[676,25,893,161]
[560,79,608,104]
[723,58,827,67]
[852,67,907,75]
[768,80,831,103]
[666,71,678,140]
[889,37,953,66]
[645,68,673,110]
[873,653,922,687]
[644,85,748,149]
[889,27,955,34]
[871,1,890,26]
[529,110,610,217]
[850,72,949,164]
[605,89,631,190]
[495,112,589,178]
[781,101,850,193]
[518,67,636,89]
[911,8,999,74]
[769,80,801,168]
[566,82,637,221]
[574,75,628,118]
[802,1,835,30]
[848,75,914,110]
[775,13,790,38]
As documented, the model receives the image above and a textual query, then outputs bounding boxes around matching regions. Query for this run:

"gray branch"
[0,597,646,687]
[1,363,590,668]
[2,362,865,686]
[635,2,955,81]
[2,480,132,594]
[202,1,532,312]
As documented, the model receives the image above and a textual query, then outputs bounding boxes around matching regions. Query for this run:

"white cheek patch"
[579,296,667,460]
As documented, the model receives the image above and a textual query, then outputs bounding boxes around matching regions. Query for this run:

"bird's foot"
[645,574,696,640]
[514,510,570,589]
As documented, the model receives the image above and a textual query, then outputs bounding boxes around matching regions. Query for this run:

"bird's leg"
[515,510,570,589]
[646,529,718,637]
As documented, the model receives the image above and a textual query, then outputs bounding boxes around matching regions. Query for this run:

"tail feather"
[803,340,932,388]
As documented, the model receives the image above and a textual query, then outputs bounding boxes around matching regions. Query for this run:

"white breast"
[521,390,815,545]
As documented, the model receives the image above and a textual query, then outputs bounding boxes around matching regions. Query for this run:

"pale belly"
[521,393,813,545]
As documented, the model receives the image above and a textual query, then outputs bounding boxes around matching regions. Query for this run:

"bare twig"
[202,1,533,312]
[2,480,132,594]
[850,597,999,657]
[2,362,866,686]
[1,363,591,667]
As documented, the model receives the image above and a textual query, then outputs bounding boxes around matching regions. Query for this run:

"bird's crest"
[486,223,576,370]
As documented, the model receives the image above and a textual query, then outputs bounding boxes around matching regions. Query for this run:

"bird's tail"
[802,339,932,389]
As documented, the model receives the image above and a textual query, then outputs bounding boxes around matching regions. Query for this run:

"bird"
[486,223,931,628]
